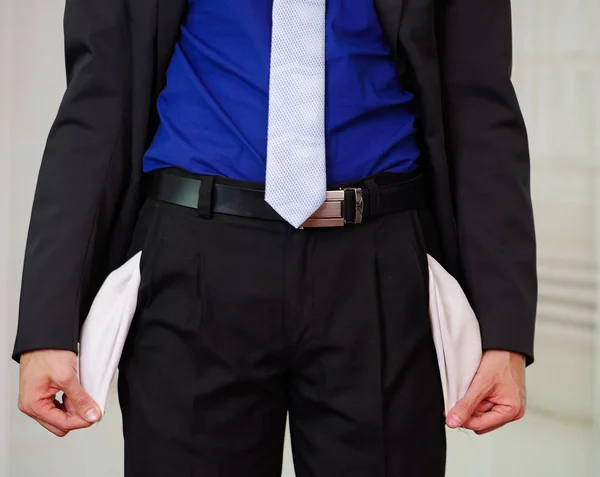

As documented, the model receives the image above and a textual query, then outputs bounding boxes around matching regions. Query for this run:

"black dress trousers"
[118,189,446,477]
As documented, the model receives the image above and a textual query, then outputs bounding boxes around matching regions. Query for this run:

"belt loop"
[197,175,215,219]
[365,178,379,216]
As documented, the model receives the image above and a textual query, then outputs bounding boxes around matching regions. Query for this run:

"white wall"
[3,1,68,475]
[1,0,14,474]
[511,0,600,425]
[4,0,599,476]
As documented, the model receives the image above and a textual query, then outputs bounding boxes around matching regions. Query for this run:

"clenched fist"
[18,349,102,437]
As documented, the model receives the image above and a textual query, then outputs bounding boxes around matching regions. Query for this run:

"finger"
[59,377,102,424]
[35,418,69,438]
[475,400,495,414]
[447,375,494,428]
[57,395,93,431]
[52,396,63,412]
[61,394,78,415]
[34,402,91,432]
[462,405,514,432]
[470,400,495,419]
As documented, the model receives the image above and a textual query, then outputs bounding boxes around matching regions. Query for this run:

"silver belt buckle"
[301,188,364,228]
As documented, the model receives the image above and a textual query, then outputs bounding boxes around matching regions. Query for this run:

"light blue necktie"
[265,0,327,228]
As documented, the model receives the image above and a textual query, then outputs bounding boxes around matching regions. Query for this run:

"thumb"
[61,377,102,424]
[447,375,492,428]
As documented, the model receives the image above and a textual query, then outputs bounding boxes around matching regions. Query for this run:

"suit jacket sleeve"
[12,0,131,361]
[436,0,537,363]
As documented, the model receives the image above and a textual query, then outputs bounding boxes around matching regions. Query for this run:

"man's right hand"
[18,349,102,437]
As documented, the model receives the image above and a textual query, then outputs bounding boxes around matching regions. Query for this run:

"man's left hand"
[446,350,527,434]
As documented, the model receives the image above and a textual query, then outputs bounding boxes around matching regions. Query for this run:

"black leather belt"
[148,169,423,227]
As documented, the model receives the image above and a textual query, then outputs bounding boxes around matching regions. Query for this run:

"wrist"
[483,349,526,366]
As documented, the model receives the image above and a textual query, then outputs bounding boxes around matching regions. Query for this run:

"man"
[14,0,536,475]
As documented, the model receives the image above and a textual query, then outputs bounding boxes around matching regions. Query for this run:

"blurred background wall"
[1,0,13,475]
[1,0,599,476]
[514,0,600,429]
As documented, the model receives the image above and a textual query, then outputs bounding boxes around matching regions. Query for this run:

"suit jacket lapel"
[374,0,404,58]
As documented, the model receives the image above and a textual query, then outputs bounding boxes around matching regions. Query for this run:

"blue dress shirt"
[144,0,420,185]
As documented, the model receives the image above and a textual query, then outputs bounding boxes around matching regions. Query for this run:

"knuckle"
[18,397,34,415]
[509,400,522,415]
[54,370,76,388]
[17,401,29,415]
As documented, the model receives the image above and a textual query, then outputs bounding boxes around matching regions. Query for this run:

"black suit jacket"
[13,0,537,363]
